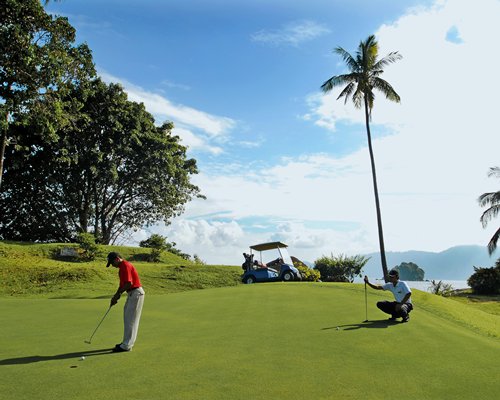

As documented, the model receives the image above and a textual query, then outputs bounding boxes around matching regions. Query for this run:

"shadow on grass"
[0,348,113,365]
[49,295,110,300]
[322,319,401,331]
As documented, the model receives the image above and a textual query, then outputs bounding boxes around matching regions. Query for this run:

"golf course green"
[1,283,498,399]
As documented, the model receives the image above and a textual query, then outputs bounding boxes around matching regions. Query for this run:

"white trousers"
[121,287,145,350]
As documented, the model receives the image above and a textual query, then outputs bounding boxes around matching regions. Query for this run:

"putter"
[363,281,369,322]
[84,306,111,344]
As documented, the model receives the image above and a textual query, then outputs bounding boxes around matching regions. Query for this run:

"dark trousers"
[377,301,413,318]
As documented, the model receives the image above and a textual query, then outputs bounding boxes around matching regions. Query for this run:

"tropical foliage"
[0,78,202,244]
[478,167,500,254]
[0,4,203,245]
[467,260,500,295]
[0,0,95,188]
[321,35,401,281]
[314,253,369,282]
[429,280,454,297]
[76,232,99,261]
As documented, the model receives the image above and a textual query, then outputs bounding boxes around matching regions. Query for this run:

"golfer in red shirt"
[106,252,145,352]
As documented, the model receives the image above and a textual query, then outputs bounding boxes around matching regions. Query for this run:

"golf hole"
[70,365,78,368]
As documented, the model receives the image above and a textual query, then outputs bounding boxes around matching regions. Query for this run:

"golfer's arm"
[400,293,411,304]
[116,282,132,296]
[112,282,132,301]
[366,282,383,290]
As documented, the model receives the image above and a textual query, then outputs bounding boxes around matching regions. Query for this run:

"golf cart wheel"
[282,271,293,282]
[244,276,256,284]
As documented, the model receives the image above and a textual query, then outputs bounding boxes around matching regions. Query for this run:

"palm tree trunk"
[364,97,389,282]
[0,112,9,190]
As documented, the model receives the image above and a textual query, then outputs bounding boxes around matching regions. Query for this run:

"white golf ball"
[80,356,86,361]
[336,327,340,330]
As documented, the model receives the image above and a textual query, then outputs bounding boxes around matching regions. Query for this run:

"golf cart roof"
[250,241,288,251]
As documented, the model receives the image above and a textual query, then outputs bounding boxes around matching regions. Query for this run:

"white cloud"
[302,0,500,251]
[173,127,223,155]
[161,80,191,91]
[99,71,236,151]
[251,20,331,47]
[133,0,500,265]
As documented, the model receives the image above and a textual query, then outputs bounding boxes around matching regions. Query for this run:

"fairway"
[1,283,498,400]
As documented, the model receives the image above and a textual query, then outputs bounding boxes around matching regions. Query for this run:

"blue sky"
[47,0,500,265]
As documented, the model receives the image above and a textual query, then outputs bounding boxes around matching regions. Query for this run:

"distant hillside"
[362,245,496,280]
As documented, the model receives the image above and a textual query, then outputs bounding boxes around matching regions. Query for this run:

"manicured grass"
[1,283,498,400]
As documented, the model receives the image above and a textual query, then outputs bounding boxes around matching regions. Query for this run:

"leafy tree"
[467,261,500,295]
[321,35,402,282]
[166,243,191,260]
[478,167,500,254]
[0,0,95,188]
[393,262,425,281]
[314,253,369,282]
[140,234,168,262]
[0,79,203,244]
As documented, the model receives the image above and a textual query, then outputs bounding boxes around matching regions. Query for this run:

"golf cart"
[241,241,302,284]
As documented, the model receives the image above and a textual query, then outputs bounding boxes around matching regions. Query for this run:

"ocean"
[354,278,469,292]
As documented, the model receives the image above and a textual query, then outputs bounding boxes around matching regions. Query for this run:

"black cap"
[106,252,121,268]
[388,269,399,277]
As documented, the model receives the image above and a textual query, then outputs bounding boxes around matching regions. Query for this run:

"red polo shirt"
[118,260,142,290]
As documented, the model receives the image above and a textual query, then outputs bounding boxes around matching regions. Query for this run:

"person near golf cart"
[107,252,145,352]
[364,269,413,323]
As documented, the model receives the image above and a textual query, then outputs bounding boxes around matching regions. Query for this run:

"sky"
[46,0,500,265]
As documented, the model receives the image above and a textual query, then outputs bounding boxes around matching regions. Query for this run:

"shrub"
[77,232,98,261]
[467,263,500,295]
[140,234,191,261]
[297,264,321,281]
[139,234,168,262]
[192,254,206,265]
[291,256,320,281]
[314,253,369,282]
[429,280,454,297]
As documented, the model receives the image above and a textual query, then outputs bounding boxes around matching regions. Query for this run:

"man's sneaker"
[388,316,397,321]
[402,315,410,323]
[112,345,130,353]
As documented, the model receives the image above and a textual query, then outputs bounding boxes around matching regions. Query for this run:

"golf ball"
[80,356,86,361]
[336,327,340,330]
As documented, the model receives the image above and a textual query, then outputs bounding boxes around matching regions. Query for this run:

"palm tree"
[478,167,500,255]
[321,34,402,281]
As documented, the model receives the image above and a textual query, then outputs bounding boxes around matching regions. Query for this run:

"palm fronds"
[478,167,500,254]
[321,35,401,112]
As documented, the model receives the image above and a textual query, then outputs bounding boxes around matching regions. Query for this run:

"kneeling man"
[364,269,413,323]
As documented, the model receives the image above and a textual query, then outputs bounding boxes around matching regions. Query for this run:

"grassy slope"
[0,241,242,297]
[0,284,498,400]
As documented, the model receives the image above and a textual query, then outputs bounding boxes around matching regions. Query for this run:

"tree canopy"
[1,0,95,188]
[478,167,500,255]
[0,79,203,244]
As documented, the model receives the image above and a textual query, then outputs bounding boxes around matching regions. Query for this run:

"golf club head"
[84,340,91,344]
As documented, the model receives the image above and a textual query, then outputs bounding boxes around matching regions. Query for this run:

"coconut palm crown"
[479,167,500,255]
[321,34,402,281]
